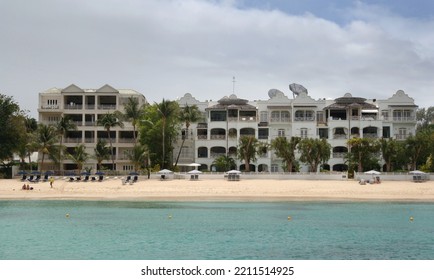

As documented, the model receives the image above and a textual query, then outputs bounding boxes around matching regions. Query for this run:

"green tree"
[156,99,179,169]
[97,111,124,170]
[237,135,259,172]
[124,144,148,172]
[270,136,301,172]
[174,104,202,167]
[416,107,434,131]
[380,138,402,172]
[15,116,38,170]
[347,137,380,172]
[56,116,77,171]
[35,123,58,173]
[298,138,331,172]
[405,131,431,171]
[122,97,145,143]
[0,94,22,163]
[140,100,179,169]
[212,155,236,172]
[67,144,89,173]
[93,139,111,171]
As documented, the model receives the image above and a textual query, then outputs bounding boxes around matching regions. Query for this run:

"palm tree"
[237,135,259,172]
[271,136,301,172]
[155,99,178,169]
[298,138,331,172]
[97,112,124,170]
[67,144,89,173]
[212,155,236,172]
[35,123,58,173]
[56,116,77,172]
[124,144,148,172]
[122,97,145,143]
[380,138,401,172]
[174,104,202,167]
[93,139,111,171]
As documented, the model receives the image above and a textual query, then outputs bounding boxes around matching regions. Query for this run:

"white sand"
[2,177,434,202]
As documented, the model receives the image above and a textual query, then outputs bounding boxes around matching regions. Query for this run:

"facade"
[174,88,418,172]
[38,84,147,173]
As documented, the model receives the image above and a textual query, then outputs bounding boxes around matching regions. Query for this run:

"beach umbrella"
[17,171,28,175]
[95,171,105,175]
[409,170,426,174]
[31,171,41,175]
[80,171,91,175]
[364,170,381,175]
[44,171,54,175]
[158,169,173,174]
[187,170,202,174]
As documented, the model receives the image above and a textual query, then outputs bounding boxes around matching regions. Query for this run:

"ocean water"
[0,200,434,260]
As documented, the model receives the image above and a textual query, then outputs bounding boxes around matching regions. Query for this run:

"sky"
[2,0,434,118]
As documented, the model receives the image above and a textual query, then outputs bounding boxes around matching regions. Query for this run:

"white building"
[175,88,418,172]
[38,84,147,173]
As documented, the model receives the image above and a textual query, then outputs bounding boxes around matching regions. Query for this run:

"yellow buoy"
[66,214,70,218]
[168,215,172,219]
[410,216,414,222]
[287,216,292,221]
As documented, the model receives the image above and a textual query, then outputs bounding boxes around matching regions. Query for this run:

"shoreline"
[2,178,434,202]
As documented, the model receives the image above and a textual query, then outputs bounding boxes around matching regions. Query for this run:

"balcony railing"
[119,138,135,143]
[197,135,208,140]
[333,152,347,158]
[210,135,226,140]
[64,104,83,110]
[64,138,82,143]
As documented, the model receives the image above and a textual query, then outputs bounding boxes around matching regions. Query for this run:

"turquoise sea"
[1,200,434,260]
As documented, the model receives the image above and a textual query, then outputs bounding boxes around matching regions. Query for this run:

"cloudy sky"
[2,0,434,118]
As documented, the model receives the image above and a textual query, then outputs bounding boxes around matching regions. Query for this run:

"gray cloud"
[1,0,433,117]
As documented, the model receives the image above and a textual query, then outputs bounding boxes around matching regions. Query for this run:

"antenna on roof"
[232,76,236,94]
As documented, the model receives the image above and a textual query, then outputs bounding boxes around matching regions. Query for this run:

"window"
[260,111,268,122]
[295,110,314,121]
[382,110,389,120]
[281,111,290,122]
[300,128,308,138]
[278,129,285,137]
[398,128,407,140]
[271,111,280,122]
[271,164,279,173]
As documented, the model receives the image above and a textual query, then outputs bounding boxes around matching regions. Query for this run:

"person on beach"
[49,177,54,188]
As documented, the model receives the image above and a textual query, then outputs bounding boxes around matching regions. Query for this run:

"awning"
[361,109,378,113]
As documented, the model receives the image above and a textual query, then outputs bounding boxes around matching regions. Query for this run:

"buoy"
[66,214,70,218]
[168,215,172,219]
[287,216,292,221]
[410,216,414,222]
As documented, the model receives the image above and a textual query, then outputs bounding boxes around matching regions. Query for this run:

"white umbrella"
[409,170,426,174]
[187,170,202,174]
[364,170,381,175]
[158,169,173,174]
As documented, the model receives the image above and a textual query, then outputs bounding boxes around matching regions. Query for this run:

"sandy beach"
[1,176,434,202]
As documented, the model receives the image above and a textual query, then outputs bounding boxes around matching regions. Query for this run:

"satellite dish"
[268,89,284,98]
[289,83,308,96]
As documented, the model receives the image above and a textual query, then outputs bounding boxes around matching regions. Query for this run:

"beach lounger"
[133,175,138,183]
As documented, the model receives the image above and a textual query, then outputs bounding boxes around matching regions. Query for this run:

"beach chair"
[27,175,34,182]
[125,175,131,183]
[91,176,96,182]
[83,175,89,182]
[21,175,27,181]
[43,174,49,182]
[34,175,41,183]
[69,177,75,182]
[133,175,138,183]
[98,175,104,182]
